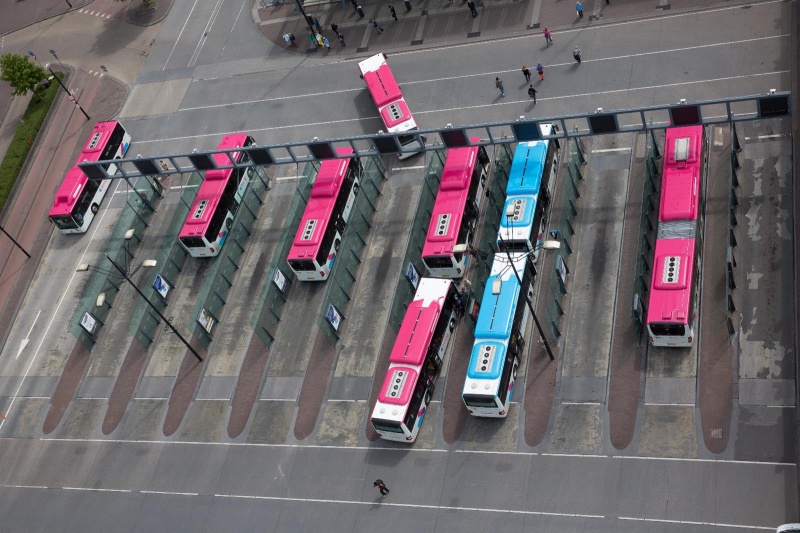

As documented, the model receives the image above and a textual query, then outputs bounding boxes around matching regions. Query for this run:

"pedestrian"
[389,4,398,20]
[576,1,583,17]
[536,62,544,80]
[370,18,384,33]
[528,84,537,103]
[306,14,314,27]
[315,32,324,46]
[314,18,322,32]
[521,65,531,82]
[338,32,346,47]
[356,4,365,17]
[404,0,412,10]
[323,36,331,50]
[308,31,317,47]
[495,77,505,96]
[374,479,390,499]
[283,33,295,46]
[543,27,553,46]
[331,22,339,34]
[467,0,478,17]
[573,46,581,64]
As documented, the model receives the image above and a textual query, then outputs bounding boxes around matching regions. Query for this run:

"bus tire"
[90,203,99,214]
[423,389,432,405]
[512,365,518,379]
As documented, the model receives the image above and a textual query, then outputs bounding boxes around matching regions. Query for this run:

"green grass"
[0,73,63,214]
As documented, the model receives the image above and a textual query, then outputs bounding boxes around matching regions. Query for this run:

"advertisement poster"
[325,304,342,331]
[80,312,98,335]
[197,308,216,335]
[153,274,171,300]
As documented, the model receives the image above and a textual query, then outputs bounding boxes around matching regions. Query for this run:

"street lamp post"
[77,255,203,362]
[0,225,30,258]
[48,67,90,121]
[49,49,66,71]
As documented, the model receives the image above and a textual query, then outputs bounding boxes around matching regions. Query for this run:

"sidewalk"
[254,0,750,55]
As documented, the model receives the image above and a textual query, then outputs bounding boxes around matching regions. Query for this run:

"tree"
[0,53,48,97]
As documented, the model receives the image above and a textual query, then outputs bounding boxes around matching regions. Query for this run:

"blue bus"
[462,253,535,417]
[497,125,559,253]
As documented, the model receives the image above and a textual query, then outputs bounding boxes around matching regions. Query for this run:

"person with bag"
[536,63,544,80]
[543,27,553,46]
[573,46,582,64]
[528,85,537,104]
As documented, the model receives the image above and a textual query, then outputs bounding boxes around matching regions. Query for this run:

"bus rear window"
[424,255,452,270]
[463,394,497,408]
[288,259,315,272]
[649,323,685,337]
[181,237,205,248]
[372,419,403,434]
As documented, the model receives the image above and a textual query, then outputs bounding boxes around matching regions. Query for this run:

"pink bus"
[48,121,131,234]
[646,125,707,347]
[178,133,259,258]
[286,148,361,281]
[370,278,460,442]
[421,142,490,278]
[357,53,424,159]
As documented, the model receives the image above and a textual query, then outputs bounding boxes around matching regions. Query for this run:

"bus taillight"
[320,271,324,277]
[457,268,461,275]
[406,435,413,441]
[688,336,692,343]
[499,410,505,416]
[209,247,215,254]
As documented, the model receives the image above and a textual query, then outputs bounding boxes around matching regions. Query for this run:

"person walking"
[315,32,324,46]
[536,63,544,80]
[495,77,505,97]
[356,4,365,17]
[308,31,318,47]
[576,1,583,17]
[389,5,398,20]
[338,32,346,47]
[404,0,412,10]
[521,65,531,82]
[314,18,322,32]
[331,22,339,34]
[543,27,553,46]
[573,46,581,64]
[370,18,384,33]
[467,0,478,17]
[283,33,296,46]
[374,479,390,499]
[323,36,331,50]
[528,84,537,103]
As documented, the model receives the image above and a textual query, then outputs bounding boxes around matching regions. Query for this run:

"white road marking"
[187,0,227,68]
[0,484,777,529]
[591,148,630,153]
[276,176,299,181]
[131,70,789,147]
[176,34,788,114]
[16,309,41,360]
[391,165,426,171]
[0,179,124,432]
[163,0,201,70]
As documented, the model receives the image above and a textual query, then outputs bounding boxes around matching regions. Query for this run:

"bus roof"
[506,141,547,196]
[287,148,353,260]
[377,366,419,406]
[421,145,479,257]
[179,133,250,239]
[473,255,525,340]
[646,237,695,325]
[363,63,402,108]
[49,121,121,218]
[389,298,442,367]
[466,341,506,383]
[660,126,703,222]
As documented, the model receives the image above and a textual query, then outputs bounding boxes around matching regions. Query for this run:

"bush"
[0,72,63,214]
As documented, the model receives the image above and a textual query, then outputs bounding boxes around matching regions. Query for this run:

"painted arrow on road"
[16,310,41,360]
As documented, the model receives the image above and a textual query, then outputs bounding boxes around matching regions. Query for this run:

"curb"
[0,0,94,38]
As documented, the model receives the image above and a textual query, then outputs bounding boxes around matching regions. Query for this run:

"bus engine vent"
[87,132,103,150]
[387,369,410,398]
[661,255,681,284]
[435,213,451,236]
[674,137,690,162]
[192,200,208,219]
[301,219,317,241]
[385,103,406,121]
[509,199,526,222]
[473,345,496,373]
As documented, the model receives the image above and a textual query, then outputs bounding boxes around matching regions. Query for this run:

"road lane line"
[129,70,789,147]
[163,0,202,70]
[188,0,226,68]
[592,148,631,153]
[175,34,788,114]
[618,516,773,530]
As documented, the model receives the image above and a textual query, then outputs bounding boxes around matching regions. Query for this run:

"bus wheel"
[90,203,99,214]
[512,365,518,379]
[423,390,432,405]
